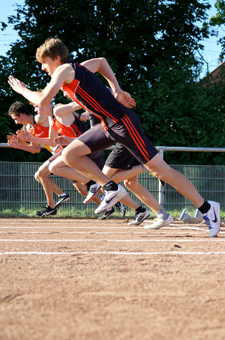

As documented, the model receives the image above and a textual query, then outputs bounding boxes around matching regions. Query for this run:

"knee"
[145,160,171,181]
[149,167,172,181]
[34,171,41,182]
[124,178,134,190]
[48,162,56,175]
[35,168,46,180]
[61,149,72,166]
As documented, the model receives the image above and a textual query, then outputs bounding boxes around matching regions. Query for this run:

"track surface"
[0,217,225,340]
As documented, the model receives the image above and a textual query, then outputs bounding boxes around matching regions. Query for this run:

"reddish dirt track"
[0,217,225,340]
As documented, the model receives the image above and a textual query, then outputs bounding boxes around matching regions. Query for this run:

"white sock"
[156,209,169,220]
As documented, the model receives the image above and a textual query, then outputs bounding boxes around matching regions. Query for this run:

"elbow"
[99,57,107,70]
[31,148,40,154]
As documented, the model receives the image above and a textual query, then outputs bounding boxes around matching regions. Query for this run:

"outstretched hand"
[8,75,27,94]
[54,136,74,146]
[16,130,32,142]
[7,134,20,149]
[7,132,17,140]
[115,91,136,109]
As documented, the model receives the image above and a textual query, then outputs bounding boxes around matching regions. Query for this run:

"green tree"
[210,0,225,60]
[2,0,223,164]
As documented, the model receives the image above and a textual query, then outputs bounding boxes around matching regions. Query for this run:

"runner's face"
[33,105,50,116]
[41,56,59,77]
[10,113,27,125]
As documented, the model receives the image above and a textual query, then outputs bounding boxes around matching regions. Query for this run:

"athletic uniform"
[85,109,141,170]
[30,119,63,161]
[61,61,158,164]
[52,115,88,138]
[52,115,105,170]
[105,143,141,170]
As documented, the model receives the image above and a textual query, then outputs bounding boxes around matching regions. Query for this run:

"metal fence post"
[158,148,164,207]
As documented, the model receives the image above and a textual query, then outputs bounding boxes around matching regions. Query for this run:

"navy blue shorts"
[105,143,140,170]
[77,110,158,164]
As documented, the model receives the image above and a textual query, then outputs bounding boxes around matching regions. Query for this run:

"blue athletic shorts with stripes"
[76,109,158,165]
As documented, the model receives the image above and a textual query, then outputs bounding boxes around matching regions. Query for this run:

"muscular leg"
[110,164,144,184]
[35,160,61,209]
[49,155,92,184]
[35,161,64,195]
[102,165,141,211]
[124,175,162,214]
[145,153,204,208]
[62,140,111,186]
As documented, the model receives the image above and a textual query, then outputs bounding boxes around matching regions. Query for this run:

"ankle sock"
[135,206,146,214]
[103,181,118,191]
[86,180,96,189]
[198,200,211,214]
[156,208,169,220]
[59,192,67,197]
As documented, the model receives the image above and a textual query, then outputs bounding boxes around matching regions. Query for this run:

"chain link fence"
[1,161,225,216]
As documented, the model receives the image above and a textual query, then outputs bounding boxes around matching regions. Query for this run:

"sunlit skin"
[41,56,61,77]
[10,113,27,125]
[8,57,136,109]
[33,104,52,116]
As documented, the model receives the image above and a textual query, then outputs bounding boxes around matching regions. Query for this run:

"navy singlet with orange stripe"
[61,61,158,163]
[52,115,88,138]
[61,62,131,130]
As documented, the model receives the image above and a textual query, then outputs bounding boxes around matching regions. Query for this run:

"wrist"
[20,84,27,96]
[29,134,34,143]
[114,88,122,99]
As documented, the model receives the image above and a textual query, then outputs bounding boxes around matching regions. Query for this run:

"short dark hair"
[8,102,31,117]
[36,38,71,64]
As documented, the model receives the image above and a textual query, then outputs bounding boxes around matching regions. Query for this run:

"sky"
[0,0,224,78]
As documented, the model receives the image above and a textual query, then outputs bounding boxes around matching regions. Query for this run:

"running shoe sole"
[144,214,173,229]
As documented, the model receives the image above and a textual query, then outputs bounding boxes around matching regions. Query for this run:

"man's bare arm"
[53,102,82,118]
[81,58,136,108]
[8,64,74,106]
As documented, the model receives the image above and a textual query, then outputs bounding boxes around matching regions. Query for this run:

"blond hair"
[36,38,71,64]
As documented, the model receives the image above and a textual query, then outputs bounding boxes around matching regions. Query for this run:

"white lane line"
[0,231,137,234]
[0,251,225,255]
[0,238,224,242]
[0,225,209,230]
[0,231,147,235]
[0,226,144,229]
[1,224,224,234]
[0,230,213,237]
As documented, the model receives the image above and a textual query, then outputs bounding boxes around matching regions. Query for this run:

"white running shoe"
[202,201,220,237]
[128,209,150,225]
[55,193,70,209]
[83,183,101,204]
[94,184,127,214]
[98,207,115,220]
[144,214,173,229]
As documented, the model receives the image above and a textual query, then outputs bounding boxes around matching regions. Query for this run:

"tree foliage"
[2,0,225,164]
[210,0,225,60]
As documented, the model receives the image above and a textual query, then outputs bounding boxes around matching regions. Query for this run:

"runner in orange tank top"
[7,101,70,217]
